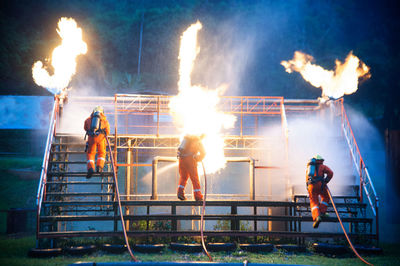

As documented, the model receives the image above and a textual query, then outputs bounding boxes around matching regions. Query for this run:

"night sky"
[1,0,399,130]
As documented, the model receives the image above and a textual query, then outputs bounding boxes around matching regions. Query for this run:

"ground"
[0,236,399,266]
[0,155,399,265]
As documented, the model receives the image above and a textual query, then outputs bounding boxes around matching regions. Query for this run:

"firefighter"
[306,155,334,228]
[177,134,206,201]
[84,106,110,179]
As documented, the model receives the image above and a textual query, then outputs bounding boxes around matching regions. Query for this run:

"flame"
[281,51,370,99]
[32,17,87,95]
[169,21,236,174]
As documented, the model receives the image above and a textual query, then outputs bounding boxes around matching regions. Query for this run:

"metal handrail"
[333,99,379,217]
[36,97,59,236]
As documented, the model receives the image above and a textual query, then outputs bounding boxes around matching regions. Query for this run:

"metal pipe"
[151,156,178,200]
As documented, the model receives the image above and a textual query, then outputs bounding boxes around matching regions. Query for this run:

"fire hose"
[327,186,373,265]
[106,137,138,261]
[201,161,213,261]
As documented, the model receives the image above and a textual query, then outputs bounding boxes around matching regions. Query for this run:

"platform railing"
[332,99,379,241]
[36,97,59,238]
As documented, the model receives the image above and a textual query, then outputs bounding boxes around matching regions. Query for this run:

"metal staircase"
[35,95,379,247]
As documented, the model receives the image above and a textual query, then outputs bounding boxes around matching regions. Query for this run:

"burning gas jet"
[281,51,370,100]
[169,21,236,174]
[32,17,87,95]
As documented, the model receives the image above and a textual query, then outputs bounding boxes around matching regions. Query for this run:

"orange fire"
[169,21,236,174]
[281,51,370,99]
[32,17,87,95]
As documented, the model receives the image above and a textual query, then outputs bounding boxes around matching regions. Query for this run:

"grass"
[0,236,399,266]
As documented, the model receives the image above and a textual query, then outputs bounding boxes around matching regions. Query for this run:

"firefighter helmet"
[93,106,104,114]
[313,154,324,161]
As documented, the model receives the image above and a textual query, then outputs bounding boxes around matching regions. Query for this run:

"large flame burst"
[32,17,87,95]
[169,21,236,174]
[281,51,370,99]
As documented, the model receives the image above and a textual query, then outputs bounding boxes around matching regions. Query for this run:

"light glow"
[169,21,236,174]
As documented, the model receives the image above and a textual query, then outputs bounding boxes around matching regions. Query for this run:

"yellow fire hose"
[201,161,213,261]
[106,137,138,261]
[327,186,373,265]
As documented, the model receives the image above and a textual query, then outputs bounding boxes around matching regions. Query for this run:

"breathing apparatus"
[307,155,326,186]
[89,106,104,136]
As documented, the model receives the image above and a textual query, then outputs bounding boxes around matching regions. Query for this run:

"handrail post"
[249,158,255,200]
[359,159,363,202]
[375,198,379,244]
[240,97,243,137]
[156,96,160,137]
[36,96,59,242]
[114,94,118,169]
[151,157,158,200]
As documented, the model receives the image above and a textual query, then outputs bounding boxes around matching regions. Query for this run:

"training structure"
[36,94,379,247]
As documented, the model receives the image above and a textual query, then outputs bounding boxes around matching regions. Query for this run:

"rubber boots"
[313,216,322,229]
[194,191,203,201]
[86,168,94,179]
[177,187,186,201]
[96,166,103,173]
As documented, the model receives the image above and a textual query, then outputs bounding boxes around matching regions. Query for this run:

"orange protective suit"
[177,135,206,201]
[306,160,333,222]
[84,113,110,173]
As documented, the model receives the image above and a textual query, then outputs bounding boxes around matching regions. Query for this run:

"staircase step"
[43,201,115,206]
[46,192,113,197]
[49,161,111,165]
[52,143,114,147]
[294,195,359,201]
[47,172,114,177]
[37,230,377,239]
[51,151,86,155]
[39,214,372,223]
[46,181,114,185]
[41,200,367,209]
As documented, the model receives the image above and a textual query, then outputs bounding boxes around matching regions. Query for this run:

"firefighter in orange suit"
[84,106,110,179]
[306,155,333,228]
[177,134,206,201]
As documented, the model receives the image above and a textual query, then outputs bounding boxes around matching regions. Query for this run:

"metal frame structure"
[35,94,379,244]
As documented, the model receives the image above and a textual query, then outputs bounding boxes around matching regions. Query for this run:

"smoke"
[256,107,355,199]
[191,18,257,96]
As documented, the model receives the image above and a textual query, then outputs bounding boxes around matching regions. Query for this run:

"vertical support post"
[114,94,118,169]
[376,200,379,244]
[114,202,118,232]
[146,205,150,232]
[151,158,158,200]
[240,97,243,137]
[125,139,132,230]
[231,205,238,231]
[359,160,363,203]
[254,115,258,136]
[156,96,160,137]
[171,204,177,231]
[249,159,255,200]
[253,206,257,231]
